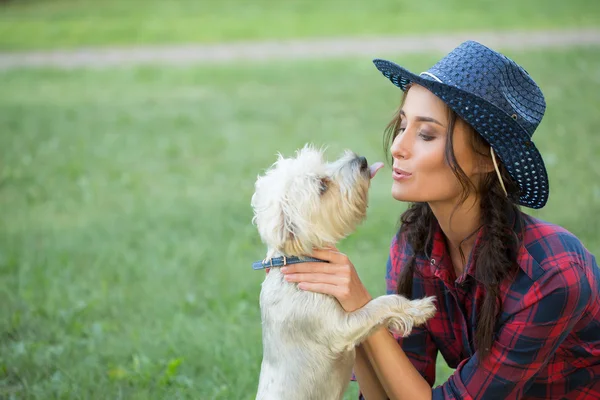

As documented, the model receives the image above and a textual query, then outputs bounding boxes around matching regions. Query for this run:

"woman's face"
[390,84,487,206]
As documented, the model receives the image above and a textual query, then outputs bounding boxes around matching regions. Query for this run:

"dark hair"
[384,89,523,361]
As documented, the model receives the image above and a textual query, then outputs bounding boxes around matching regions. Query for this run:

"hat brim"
[373,58,549,209]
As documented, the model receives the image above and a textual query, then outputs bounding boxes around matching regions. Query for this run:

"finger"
[281,262,343,275]
[285,272,346,285]
[319,245,340,252]
[309,248,347,263]
[297,282,341,297]
[265,267,270,274]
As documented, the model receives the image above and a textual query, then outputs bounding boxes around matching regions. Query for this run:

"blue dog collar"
[252,255,328,270]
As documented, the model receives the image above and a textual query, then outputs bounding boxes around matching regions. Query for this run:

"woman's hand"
[280,248,372,312]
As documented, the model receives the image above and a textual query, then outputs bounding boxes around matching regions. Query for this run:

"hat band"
[420,71,443,83]
[490,147,508,197]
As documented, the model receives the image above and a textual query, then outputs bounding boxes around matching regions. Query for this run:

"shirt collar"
[428,220,486,285]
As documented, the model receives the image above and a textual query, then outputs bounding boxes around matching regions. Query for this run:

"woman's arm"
[357,327,432,400]
[354,343,388,399]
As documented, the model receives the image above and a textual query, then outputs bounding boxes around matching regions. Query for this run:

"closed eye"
[419,132,435,141]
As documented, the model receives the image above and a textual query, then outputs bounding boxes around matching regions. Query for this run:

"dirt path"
[1,28,599,70]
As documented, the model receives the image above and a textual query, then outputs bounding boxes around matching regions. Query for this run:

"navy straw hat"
[373,40,549,209]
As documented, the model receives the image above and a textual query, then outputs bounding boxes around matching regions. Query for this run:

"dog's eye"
[319,177,330,195]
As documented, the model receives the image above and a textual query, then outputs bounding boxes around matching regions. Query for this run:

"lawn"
[0,0,599,50]
[1,46,599,399]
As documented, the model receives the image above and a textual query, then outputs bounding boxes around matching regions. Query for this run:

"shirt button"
[430,258,436,265]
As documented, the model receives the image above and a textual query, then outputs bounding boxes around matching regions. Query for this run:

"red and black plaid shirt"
[385,213,600,399]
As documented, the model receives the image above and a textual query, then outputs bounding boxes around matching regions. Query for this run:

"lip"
[393,167,412,181]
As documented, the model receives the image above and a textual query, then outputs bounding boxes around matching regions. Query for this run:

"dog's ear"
[252,147,328,255]
[251,161,312,255]
[252,188,308,255]
[280,217,304,255]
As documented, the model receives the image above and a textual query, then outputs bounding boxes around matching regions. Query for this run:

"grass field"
[0,0,599,50]
[1,45,599,398]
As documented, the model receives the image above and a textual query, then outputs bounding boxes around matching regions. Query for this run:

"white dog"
[251,145,436,400]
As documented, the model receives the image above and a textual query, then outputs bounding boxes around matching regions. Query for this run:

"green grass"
[1,47,599,399]
[0,0,599,51]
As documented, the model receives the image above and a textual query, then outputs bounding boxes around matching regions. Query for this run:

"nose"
[358,156,368,170]
[390,132,410,159]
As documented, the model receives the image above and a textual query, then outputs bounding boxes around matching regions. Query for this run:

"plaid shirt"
[384,213,600,399]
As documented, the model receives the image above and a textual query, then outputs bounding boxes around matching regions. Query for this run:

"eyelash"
[419,132,435,141]
[397,127,434,142]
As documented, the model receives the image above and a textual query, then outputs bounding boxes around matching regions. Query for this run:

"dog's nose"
[358,156,368,170]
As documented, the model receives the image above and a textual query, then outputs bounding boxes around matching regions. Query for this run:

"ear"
[277,173,326,254]
[251,171,311,255]
[473,148,496,174]
[276,173,331,255]
[279,214,306,255]
[475,157,495,174]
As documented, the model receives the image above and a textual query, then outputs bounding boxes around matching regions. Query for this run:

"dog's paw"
[387,317,413,337]
[405,296,437,324]
[387,296,436,337]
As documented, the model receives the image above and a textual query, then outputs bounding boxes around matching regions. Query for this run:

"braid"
[396,203,435,298]
[473,166,522,359]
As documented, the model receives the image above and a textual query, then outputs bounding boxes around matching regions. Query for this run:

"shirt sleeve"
[386,234,439,387]
[432,261,592,400]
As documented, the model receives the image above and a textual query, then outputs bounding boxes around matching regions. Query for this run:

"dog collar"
[252,256,328,270]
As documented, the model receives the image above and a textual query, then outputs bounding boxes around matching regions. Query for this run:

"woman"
[280,41,600,399]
